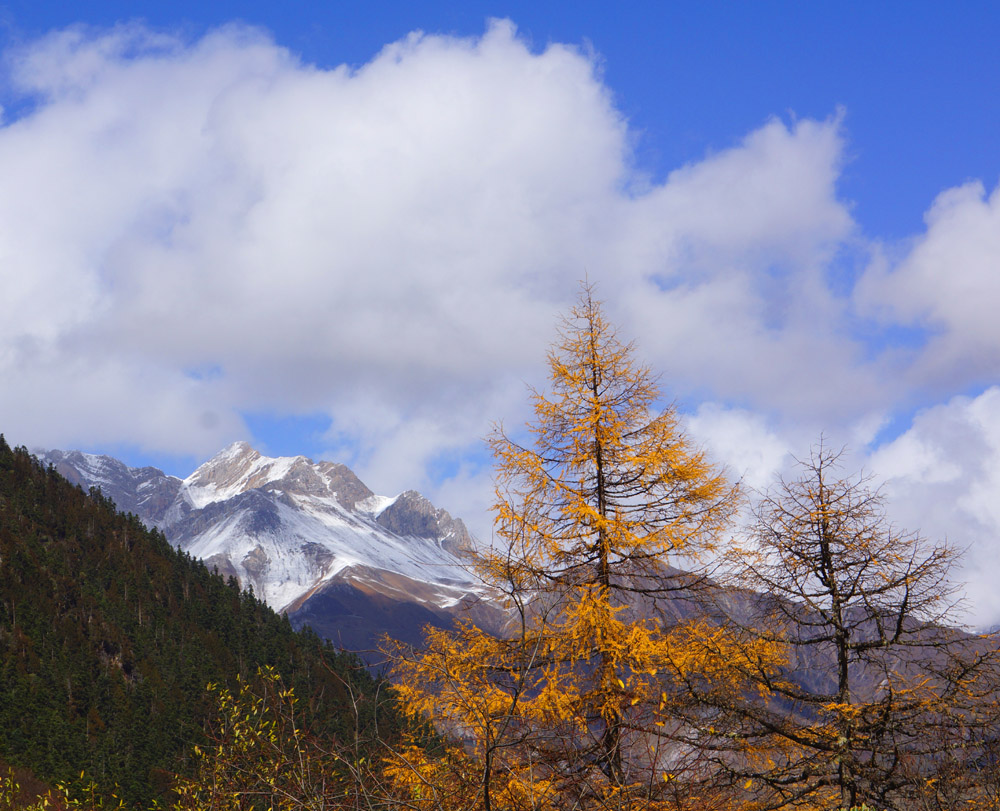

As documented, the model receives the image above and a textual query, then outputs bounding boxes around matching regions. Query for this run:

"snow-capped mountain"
[39,442,496,652]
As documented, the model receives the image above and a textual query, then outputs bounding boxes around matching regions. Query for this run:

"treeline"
[0,436,401,806]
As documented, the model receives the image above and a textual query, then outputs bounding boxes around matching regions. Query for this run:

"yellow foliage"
[171,667,359,811]
[384,286,775,810]
[0,768,129,811]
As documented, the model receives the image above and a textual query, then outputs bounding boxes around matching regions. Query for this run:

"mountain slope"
[40,443,500,653]
[0,436,400,804]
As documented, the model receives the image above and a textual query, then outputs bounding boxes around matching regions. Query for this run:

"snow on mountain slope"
[37,442,485,614]
[41,448,182,519]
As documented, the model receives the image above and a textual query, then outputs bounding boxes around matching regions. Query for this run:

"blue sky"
[1,2,1000,622]
[4,2,997,241]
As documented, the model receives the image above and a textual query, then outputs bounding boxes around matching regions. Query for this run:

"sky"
[1,2,999,624]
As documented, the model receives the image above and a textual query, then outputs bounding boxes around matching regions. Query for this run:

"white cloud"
[858,179,1000,391]
[685,404,795,491]
[611,116,895,423]
[869,387,1000,629]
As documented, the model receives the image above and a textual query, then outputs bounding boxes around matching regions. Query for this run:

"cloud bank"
[0,21,998,623]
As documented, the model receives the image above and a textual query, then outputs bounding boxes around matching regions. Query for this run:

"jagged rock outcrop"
[376,490,472,554]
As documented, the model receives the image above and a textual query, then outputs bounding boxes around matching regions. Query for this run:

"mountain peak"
[189,440,262,481]
[185,442,306,507]
[184,443,380,512]
[221,439,256,457]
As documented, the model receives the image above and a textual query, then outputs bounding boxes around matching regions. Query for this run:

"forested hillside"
[0,436,399,805]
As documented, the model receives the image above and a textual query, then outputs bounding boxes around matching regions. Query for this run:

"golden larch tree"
[689,445,1000,811]
[386,286,781,811]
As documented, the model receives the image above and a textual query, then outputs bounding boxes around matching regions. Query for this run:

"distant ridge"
[39,442,504,655]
